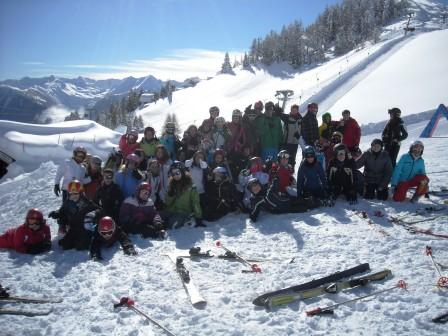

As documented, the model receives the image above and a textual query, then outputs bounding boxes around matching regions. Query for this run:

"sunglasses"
[100,230,114,238]
[171,170,182,177]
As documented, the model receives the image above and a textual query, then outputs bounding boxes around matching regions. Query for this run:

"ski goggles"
[279,154,290,159]
[100,230,114,238]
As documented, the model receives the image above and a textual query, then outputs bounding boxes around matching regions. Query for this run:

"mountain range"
[0,74,197,123]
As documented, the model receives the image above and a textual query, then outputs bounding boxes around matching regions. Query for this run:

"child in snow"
[160,122,182,160]
[391,140,429,202]
[161,161,203,228]
[49,180,100,250]
[114,153,143,199]
[94,168,124,223]
[238,156,270,210]
[83,155,103,200]
[90,216,137,261]
[119,182,166,238]
[182,125,202,160]
[139,126,161,159]
[185,151,208,208]
[0,209,51,254]
[269,150,296,195]
[119,128,141,159]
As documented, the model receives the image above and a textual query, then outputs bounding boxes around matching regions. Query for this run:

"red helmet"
[249,156,263,173]
[67,180,83,194]
[137,181,151,194]
[98,216,116,238]
[26,208,44,224]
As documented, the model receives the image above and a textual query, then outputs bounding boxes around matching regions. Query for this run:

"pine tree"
[221,52,235,74]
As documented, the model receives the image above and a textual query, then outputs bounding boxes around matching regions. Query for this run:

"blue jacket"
[115,170,142,199]
[296,159,327,196]
[391,153,426,187]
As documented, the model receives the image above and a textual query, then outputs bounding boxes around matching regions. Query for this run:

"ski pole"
[114,297,176,336]
[215,241,261,273]
[425,246,448,288]
[306,280,408,316]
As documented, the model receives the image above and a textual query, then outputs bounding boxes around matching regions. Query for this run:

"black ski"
[433,311,448,324]
[0,285,63,304]
[0,307,52,316]
[252,263,370,306]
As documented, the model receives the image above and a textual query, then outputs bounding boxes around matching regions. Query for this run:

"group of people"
[0,101,430,260]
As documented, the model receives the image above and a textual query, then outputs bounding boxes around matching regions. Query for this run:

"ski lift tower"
[275,90,294,112]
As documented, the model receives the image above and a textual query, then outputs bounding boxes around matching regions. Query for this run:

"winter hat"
[388,107,401,116]
[322,112,332,122]
[371,139,383,148]
[409,140,424,154]
[247,177,261,191]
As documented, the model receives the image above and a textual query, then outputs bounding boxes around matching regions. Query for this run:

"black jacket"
[382,117,408,146]
[90,226,134,260]
[94,182,124,222]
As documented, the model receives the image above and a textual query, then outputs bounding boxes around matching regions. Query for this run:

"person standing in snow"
[276,104,302,169]
[119,128,141,159]
[89,216,136,261]
[83,156,103,200]
[54,146,91,201]
[391,140,429,202]
[114,153,143,199]
[160,121,182,160]
[301,102,320,148]
[139,126,161,160]
[319,112,339,141]
[0,209,51,254]
[182,125,202,160]
[242,107,260,157]
[337,110,361,158]
[94,168,124,223]
[382,107,408,168]
[200,106,220,131]
[255,101,283,161]
[154,144,173,205]
[356,139,393,200]
[185,151,208,209]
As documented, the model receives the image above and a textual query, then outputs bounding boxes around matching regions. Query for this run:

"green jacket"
[165,185,202,219]
[139,138,161,158]
[255,114,283,148]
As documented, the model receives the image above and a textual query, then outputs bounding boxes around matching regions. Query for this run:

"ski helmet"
[26,208,44,225]
[213,166,228,176]
[277,150,290,161]
[73,146,87,157]
[126,153,140,164]
[247,177,261,191]
[67,180,83,194]
[169,160,185,176]
[98,216,116,239]
[214,116,226,126]
[127,128,139,137]
[249,156,263,173]
[304,146,316,157]
[409,140,424,154]
[137,181,151,194]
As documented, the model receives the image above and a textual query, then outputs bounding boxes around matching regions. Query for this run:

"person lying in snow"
[90,216,136,261]
[0,208,51,254]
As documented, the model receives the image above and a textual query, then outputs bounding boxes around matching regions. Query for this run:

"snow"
[1,1,448,335]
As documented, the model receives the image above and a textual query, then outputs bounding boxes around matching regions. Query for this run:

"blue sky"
[0,0,340,81]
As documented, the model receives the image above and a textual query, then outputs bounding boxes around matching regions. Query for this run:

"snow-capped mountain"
[0,74,193,123]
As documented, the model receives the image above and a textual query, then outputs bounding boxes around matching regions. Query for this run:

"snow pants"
[364,183,388,201]
[393,174,429,202]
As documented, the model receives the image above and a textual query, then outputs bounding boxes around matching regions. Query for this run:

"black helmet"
[371,139,383,148]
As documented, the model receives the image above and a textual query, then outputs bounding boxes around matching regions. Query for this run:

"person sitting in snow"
[94,168,124,223]
[296,146,329,206]
[185,150,208,209]
[203,166,242,221]
[276,103,302,169]
[119,182,166,238]
[356,139,393,201]
[269,150,296,195]
[160,161,203,228]
[49,180,100,250]
[114,153,143,199]
[90,216,136,261]
[247,177,308,222]
[143,159,162,206]
[154,144,173,205]
[327,144,358,205]
[0,209,51,254]
[54,146,91,202]
[391,140,429,202]
[207,148,232,181]
[238,156,270,210]
[119,128,141,159]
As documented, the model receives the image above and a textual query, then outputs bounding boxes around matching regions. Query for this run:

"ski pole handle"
[426,246,433,256]
[113,297,135,308]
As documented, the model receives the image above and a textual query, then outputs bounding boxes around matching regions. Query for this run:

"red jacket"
[270,164,293,193]
[119,134,141,158]
[342,118,361,150]
[0,223,51,254]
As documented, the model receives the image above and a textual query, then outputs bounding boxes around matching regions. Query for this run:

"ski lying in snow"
[0,307,52,316]
[433,311,448,324]
[266,269,391,308]
[252,263,370,307]
[166,253,206,306]
[0,285,63,304]
[215,241,262,273]
[390,220,448,239]
[174,247,295,264]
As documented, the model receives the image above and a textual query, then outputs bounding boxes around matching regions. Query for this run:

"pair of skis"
[0,285,63,316]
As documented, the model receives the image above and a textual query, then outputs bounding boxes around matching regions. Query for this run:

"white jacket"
[185,159,208,194]
[54,158,91,190]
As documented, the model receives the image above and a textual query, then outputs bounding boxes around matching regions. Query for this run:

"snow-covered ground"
[1,1,448,334]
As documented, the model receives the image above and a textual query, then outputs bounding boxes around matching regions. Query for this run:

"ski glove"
[54,184,61,197]
[123,246,137,256]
